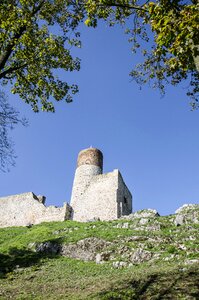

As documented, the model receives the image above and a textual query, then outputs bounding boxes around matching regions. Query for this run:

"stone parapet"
[0,192,71,228]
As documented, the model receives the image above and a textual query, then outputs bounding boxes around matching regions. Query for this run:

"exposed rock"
[87,217,101,222]
[184,259,199,265]
[178,244,187,251]
[139,218,149,225]
[34,241,60,254]
[134,209,160,218]
[174,214,185,226]
[123,209,160,221]
[133,223,161,232]
[175,204,199,214]
[125,236,148,242]
[96,251,112,264]
[130,248,153,264]
[61,237,111,261]
[37,195,46,204]
[145,224,161,231]
[112,261,128,268]
[163,254,175,261]
[174,204,199,226]
[115,222,129,229]
[96,253,103,264]
[118,245,130,255]
[122,222,130,228]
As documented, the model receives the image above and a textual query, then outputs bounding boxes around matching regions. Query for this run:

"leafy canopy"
[0,0,84,112]
[0,0,198,111]
[84,0,199,108]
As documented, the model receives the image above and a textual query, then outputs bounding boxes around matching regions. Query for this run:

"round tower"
[70,148,103,220]
[77,148,103,171]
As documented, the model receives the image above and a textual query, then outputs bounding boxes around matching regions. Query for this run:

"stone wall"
[0,192,71,228]
[71,169,132,222]
[70,164,102,212]
[72,170,118,221]
[117,171,132,218]
[0,148,132,227]
[77,148,103,170]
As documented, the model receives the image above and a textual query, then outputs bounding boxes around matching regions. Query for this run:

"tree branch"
[0,63,27,79]
[97,2,148,12]
[0,25,27,71]
[0,0,45,73]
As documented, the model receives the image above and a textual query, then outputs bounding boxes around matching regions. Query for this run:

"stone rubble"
[22,204,199,269]
[174,204,199,226]
[60,237,112,261]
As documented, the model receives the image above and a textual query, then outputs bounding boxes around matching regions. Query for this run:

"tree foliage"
[84,0,199,108]
[0,0,198,111]
[0,0,83,112]
[0,90,27,171]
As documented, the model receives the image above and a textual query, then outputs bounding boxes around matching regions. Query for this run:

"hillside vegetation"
[0,205,198,299]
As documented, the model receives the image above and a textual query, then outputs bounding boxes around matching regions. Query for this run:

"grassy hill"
[0,206,198,299]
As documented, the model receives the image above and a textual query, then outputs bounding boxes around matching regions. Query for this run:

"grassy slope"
[0,217,198,299]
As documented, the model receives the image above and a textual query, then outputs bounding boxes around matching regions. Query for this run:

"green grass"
[0,257,198,299]
[0,217,199,299]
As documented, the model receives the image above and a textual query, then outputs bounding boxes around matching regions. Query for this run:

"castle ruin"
[0,148,132,227]
[71,148,132,221]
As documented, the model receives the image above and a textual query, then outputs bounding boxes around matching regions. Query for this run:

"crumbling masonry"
[0,148,132,227]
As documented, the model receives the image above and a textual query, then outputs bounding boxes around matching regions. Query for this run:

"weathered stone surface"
[0,192,72,228]
[70,147,132,222]
[174,214,185,226]
[185,259,199,265]
[77,148,103,169]
[174,204,199,226]
[71,159,132,222]
[95,251,111,264]
[133,209,160,218]
[125,236,148,242]
[0,148,132,227]
[17,204,199,269]
[138,224,161,231]
[61,237,111,261]
[112,261,128,268]
[130,249,153,264]
[115,222,130,229]
[175,204,199,214]
[34,242,60,254]
[122,209,160,220]
[139,218,149,225]
[37,195,46,204]
[96,253,103,264]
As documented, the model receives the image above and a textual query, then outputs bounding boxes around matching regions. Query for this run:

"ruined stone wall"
[70,148,132,222]
[117,172,132,218]
[70,164,102,212]
[0,148,132,227]
[0,192,71,228]
[71,169,132,222]
[72,170,119,222]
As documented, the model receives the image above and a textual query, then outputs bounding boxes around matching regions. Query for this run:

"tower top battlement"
[77,148,103,170]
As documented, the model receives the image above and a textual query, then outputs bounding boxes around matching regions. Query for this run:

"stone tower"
[70,147,132,222]
[70,148,103,212]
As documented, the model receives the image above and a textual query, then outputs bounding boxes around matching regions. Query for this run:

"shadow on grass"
[0,238,63,277]
[96,267,199,300]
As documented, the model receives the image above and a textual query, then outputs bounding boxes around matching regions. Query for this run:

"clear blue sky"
[1,23,199,216]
